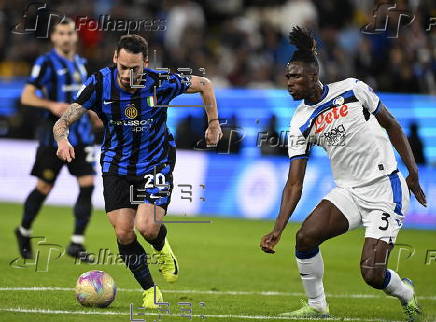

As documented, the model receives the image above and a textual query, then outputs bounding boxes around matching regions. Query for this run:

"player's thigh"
[102,175,137,214]
[131,163,174,216]
[297,199,349,248]
[67,145,96,178]
[323,186,362,231]
[31,146,63,185]
[362,209,404,244]
[360,173,409,244]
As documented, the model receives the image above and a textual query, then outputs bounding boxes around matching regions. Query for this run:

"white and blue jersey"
[287,78,398,188]
[74,66,191,176]
[27,49,94,147]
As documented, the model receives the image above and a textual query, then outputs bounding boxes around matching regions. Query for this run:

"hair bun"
[288,26,316,54]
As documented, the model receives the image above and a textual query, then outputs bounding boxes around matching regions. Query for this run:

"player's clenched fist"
[205,120,223,147]
[260,231,281,254]
[56,138,75,162]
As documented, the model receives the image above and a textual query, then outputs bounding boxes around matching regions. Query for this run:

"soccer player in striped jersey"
[260,27,426,321]
[15,18,99,262]
[53,34,222,308]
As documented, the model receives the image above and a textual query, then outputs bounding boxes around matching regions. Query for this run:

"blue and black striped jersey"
[74,66,191,176]
[27,49,94,147]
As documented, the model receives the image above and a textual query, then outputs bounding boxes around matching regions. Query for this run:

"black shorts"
[31,145,96,184]
[102,161,175,214]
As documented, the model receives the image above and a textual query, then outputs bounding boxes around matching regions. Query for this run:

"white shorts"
[323,170,410,243]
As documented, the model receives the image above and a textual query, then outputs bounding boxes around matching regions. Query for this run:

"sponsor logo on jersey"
[323,124,346,146]
[125,104,138,119]
[315,105,348,133]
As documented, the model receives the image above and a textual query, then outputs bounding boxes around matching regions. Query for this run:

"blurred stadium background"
[0,0,434,228]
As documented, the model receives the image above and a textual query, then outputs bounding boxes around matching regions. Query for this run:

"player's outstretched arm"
[21,84,69,116]
[375,104,427,207]
[186,76,223,146]
[260,158,307,254]
[53,103,87,162]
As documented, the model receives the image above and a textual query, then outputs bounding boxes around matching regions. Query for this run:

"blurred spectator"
[1,0,434,95]
[408,122,427,165]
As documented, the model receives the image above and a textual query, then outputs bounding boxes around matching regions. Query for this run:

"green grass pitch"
[0,202,435,321]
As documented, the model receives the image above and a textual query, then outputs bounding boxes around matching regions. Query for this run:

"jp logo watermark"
[9,236,64,272]
[361,1,435,37]
[11,2,65,38]
[361,2,414,38]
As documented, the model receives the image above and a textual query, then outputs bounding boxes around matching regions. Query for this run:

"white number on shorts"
[84,146,96,162]
[144,173,166,189]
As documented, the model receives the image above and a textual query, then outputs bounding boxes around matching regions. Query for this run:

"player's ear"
[112,50,118,64]
[143,58,148,68]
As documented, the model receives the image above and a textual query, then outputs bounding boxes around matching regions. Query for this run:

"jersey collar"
[304,82,329,106]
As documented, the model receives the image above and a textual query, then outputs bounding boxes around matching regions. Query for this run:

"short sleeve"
[74,74,98,110]
[159,72,192,100]
[352,79,381,115]
[287,116,311,161]
[27,56,52,89]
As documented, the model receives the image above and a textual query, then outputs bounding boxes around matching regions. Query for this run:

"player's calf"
[360,266,388,289]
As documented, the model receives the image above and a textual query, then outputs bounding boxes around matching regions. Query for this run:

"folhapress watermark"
[75,15,166,34]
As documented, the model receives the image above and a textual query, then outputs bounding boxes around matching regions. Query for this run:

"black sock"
[21,189,48,230]
[117,238,154,290]
[73,186,94,235]
[146,224,167,251]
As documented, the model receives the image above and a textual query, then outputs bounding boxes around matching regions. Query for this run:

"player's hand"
[406,172,427,207]
[56,138,75,162]
[205,121,223,147]
[49,102,70,117]
[260,231,281,254]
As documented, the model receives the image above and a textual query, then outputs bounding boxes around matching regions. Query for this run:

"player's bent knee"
[36,180,53,195]
[115,228,136,244]
[360,266,386,289]
[295,228,319,251]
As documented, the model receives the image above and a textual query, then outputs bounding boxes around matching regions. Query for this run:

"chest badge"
[333,96,344,106]
[125,104,138,119]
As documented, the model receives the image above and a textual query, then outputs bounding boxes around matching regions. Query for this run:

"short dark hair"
[288,26,319,73]
[50,17,75,34]
[117,34,148,59]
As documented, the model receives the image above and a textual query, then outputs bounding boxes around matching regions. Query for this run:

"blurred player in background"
[15,18,100,262]
[260,27,427,321]
[53,34,222,308]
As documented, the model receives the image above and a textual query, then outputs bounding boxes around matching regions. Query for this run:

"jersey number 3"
[378,213,390,231]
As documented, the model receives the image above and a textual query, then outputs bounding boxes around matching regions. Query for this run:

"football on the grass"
[75,270,117,307]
